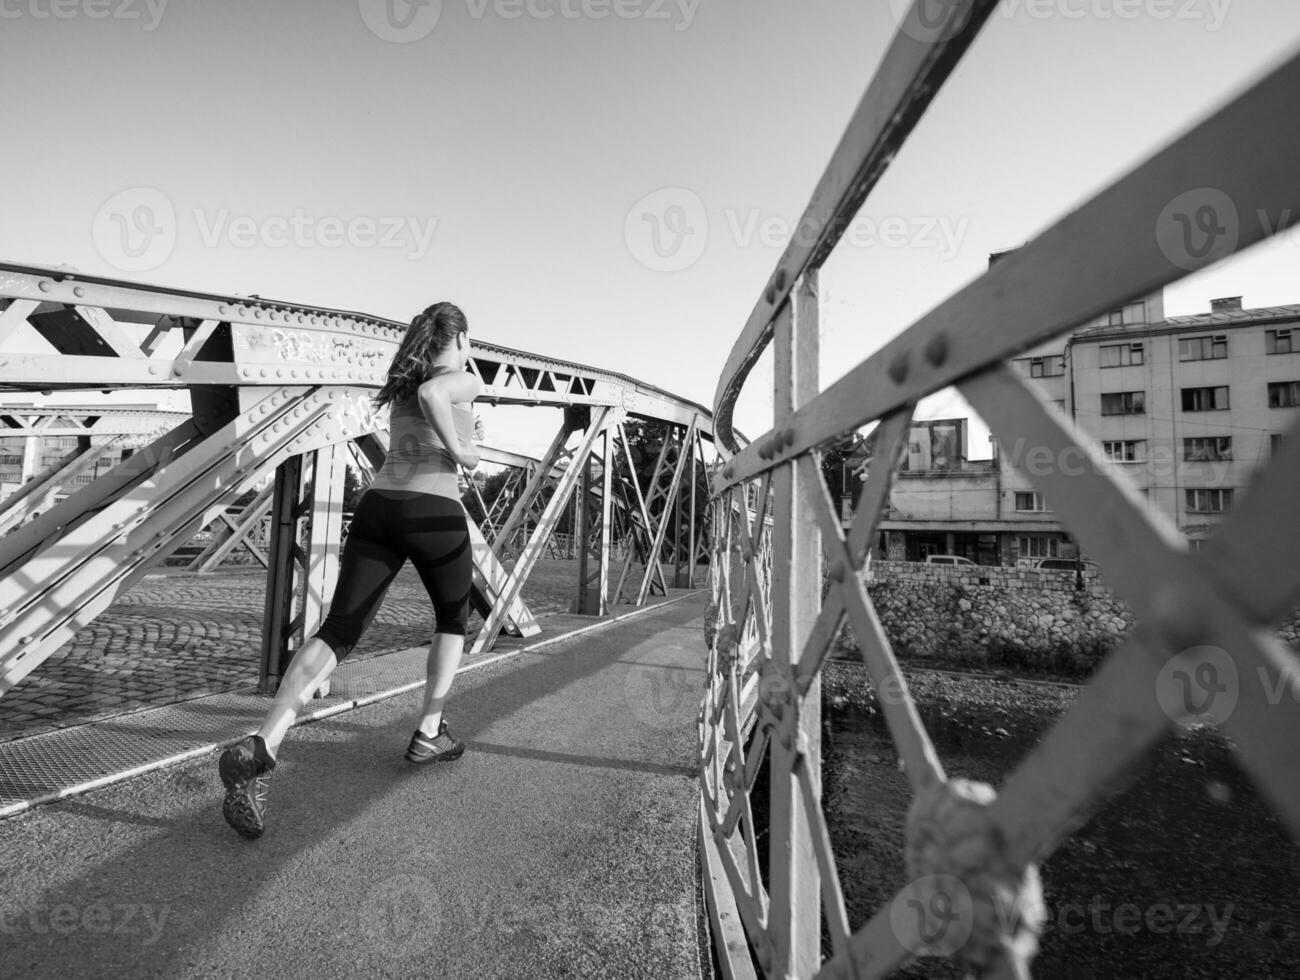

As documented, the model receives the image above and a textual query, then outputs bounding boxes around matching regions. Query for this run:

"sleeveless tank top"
[370,370,475,499]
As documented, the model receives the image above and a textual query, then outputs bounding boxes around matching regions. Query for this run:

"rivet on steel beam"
[219,304,231,315]
[723,465,734,480]
[254,309,263,319]
[924,333,949,367]
[73,286,85,298]
[37,280,51,293]
[173,365,185,377]
[887,351,910,384]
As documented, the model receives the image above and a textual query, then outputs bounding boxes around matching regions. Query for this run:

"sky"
[2,0,1299,462]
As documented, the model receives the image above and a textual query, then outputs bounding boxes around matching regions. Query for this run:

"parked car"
[924,554,976,566]
[1033,557,1098,571]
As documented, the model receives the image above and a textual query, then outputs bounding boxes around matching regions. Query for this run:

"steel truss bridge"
[2,2,1300,977]
[0,262,716,700]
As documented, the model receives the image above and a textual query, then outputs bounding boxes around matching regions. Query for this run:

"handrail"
[700,2,1300,977]
[711,0,1002,455]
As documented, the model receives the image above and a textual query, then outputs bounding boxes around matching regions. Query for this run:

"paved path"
[0,594,710,979]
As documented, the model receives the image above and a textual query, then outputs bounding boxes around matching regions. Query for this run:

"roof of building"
[1072,302,1300,344]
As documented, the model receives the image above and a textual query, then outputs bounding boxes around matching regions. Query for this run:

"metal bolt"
[887,351,910,384]
[924,332,949,367]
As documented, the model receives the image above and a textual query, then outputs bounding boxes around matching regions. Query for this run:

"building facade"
[866,283,1299,564]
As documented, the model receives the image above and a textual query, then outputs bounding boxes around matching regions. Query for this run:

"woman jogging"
[219,301,482,840]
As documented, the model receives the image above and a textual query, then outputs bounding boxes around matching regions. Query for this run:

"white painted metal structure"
[699,3,1300,977]
[0,262,716,698]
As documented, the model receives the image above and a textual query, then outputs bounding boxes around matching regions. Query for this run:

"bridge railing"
[698,3,1300,977]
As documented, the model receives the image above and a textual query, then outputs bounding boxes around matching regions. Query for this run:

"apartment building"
[1065,294,1299,549]
[0,404,172,501]
[869,285,1299,564]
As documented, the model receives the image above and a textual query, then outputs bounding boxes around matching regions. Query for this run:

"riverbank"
[817,661,1300,978]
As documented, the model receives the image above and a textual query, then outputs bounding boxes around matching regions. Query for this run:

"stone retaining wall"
[838,560,1300,677]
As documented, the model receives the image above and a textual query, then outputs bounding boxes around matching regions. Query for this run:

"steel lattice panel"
[0,645,430,817]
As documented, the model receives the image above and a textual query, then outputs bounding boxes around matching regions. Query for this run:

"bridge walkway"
[0,593,710,979]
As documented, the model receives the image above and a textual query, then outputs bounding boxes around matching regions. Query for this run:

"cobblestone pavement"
[0,558,619,741]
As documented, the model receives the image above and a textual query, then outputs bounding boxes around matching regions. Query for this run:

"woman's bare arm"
[417,371,483,468]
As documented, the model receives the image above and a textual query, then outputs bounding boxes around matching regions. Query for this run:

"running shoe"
[405,720,465,764]
[219,735,275,839]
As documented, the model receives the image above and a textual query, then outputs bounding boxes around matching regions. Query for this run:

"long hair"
[373,302,467,409]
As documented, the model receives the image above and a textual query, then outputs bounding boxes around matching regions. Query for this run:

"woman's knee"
[433,601,469,637]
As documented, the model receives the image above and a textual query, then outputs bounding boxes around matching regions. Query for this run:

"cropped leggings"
[314,489,472,662]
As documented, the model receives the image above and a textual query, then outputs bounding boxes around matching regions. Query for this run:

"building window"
[1274,433,1287,456]
[0,454,23,466]
[1183,436,1232,462]
[1178,335,1228,361]
[1103,440,1145,462]
[1014,491,1047,511]
[1181,386,1230,411]
[1188,539,1209,553]
[1267,381,1300,408]
[1020,355,1065,378]
[1099,343,1144,368]
[1266,329,1293,355]
[1018,535,1059,558]
[1185,488,1234,513]
[1101,391,1145,415]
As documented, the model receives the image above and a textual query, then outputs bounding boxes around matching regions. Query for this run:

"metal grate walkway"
[0,591,700,818]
